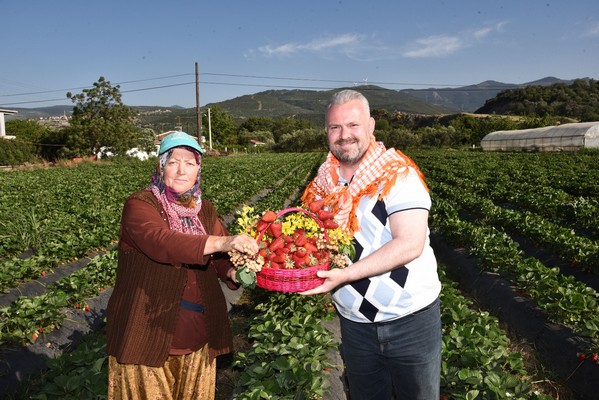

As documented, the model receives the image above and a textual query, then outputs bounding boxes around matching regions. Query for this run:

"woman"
[106,131,258,399]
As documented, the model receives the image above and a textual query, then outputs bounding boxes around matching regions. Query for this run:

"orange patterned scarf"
[302,139,428,236]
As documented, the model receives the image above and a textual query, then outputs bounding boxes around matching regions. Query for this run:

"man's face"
[326,99,375,166]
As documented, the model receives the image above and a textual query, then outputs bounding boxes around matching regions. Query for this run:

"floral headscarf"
[149,146,206,235]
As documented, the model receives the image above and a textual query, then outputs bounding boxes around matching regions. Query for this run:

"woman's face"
[163,147,200,193]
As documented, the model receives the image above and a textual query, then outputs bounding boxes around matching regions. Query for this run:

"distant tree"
[202,106,238,145]
[5,119,51,143]
[63,76,145,157]
[272,117,315,142]
[273,128,327,152]
[238,130,275,146]
[475,79,599,121]
[239,116,276,133]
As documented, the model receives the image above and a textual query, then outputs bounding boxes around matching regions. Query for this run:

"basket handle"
[255,206,329,244]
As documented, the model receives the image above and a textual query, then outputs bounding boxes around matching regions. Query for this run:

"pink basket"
[255,207,331,293]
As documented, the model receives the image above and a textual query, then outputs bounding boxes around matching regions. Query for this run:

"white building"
[0,109,18,139]
[481,121,599,152]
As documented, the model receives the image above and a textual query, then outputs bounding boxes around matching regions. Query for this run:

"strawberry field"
[0,149,597,399]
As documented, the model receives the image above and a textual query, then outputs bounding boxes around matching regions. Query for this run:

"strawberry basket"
[229,204,355,293]
[255,207,331,292]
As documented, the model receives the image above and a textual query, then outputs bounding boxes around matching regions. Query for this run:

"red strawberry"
[304,242,318,253]
[269,261,283,269]
[293,255,309,268]
[269,237,285,252]
[592,354,599,363]
[295,247,308,258]
[294,235,308,246]
[256,220,270,232]
[261,211,277,223]
[309,199,325,213]
[280,245,291,254]
[269,222,283,238]
[272,254,286,264]
[323,219,339,229]
[318,209,335,220]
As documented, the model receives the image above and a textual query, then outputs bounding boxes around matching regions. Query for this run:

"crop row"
[4,150,596,398]
[413,150,599,239]
[0,153,322,292]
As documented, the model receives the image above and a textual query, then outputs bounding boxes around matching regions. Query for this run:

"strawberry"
[295,247,308,258]
[256,220,270,232]
[592,354,599,363]
[323,219,339,229]
[304,242,318,253]
[280,245,291,254]
[269,236,285,252]
[261,210,277,223]
[293,229,306,238]
[294,234,308,246]
[272,254,286,264]
[32,332,39,341]
[309,199,325,213]
[269,222,283,238]
[269,261,283,269]
[258,248,268,258]
[318,209,335,220]
[293,255,309,268]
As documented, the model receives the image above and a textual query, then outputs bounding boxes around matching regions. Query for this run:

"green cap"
[159,131,205,155]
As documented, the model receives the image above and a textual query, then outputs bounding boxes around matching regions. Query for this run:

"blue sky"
[1,0,598,109]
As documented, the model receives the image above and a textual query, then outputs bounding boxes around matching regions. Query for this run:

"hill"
[204,85,456,125]
[5,77,593,128]
[401,76,579,112]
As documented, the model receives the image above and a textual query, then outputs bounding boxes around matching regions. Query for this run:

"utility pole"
[208,108,212,150]
[195,62,203,145]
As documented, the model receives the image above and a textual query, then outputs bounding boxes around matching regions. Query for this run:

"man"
[301,89,442,399]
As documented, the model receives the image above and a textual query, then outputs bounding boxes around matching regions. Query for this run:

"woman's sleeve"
[200,202,238,287]
[120,198,212,265]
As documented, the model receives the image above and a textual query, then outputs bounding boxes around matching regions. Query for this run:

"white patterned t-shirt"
[332,166,441,323]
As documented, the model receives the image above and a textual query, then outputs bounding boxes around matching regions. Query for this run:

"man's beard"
[331,139,366,165]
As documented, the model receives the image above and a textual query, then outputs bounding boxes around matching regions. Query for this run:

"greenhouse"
[480,121,599,152]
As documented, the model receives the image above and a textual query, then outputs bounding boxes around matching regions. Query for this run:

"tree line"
[476,78,599,121]
[2,77,595,166]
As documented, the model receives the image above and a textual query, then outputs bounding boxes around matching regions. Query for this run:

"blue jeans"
[338,297,441,400]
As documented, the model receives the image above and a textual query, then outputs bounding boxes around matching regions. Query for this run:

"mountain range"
[5,76,583,124]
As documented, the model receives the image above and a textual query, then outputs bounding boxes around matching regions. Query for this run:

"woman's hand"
[205,233,259,255]
[226,267,238,283]
[227,234,260,254]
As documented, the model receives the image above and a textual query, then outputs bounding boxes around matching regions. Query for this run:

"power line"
[0,71,511,107]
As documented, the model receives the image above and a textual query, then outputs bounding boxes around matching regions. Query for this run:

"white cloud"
[251,33,396,62]
[252,22,506,61]
[257,33,363,57]
[402,35,464,58]
[582,21,599,37]
[402,22,506,59]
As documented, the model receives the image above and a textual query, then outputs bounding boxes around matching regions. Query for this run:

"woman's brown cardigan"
[106,189,238,367]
